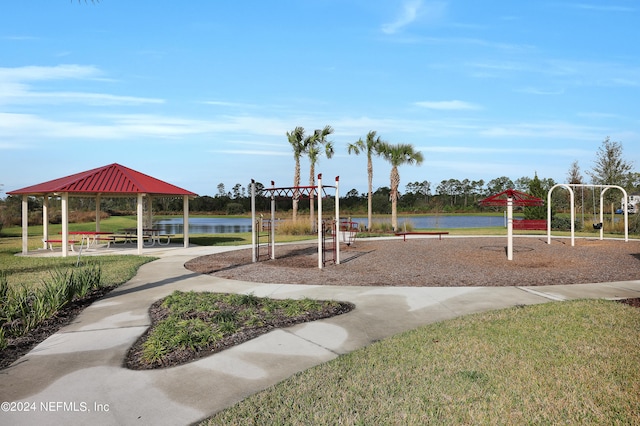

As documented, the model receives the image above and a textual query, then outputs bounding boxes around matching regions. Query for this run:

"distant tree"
[567,160,583,184]
[405,181,431,202]
[625,173,640,193]
[471,179,486,202]
[305,125,334,228]
[286,126,306,222]
[372,187,391,214]
[348,131,385,230]
[514,177,531,192]
[376,142,423,230]
[216,183,226,197]
[524,173,546,220]
[418,180,431,203]
[588,137,634,207]
[486,176,514,195]
[231,183,242,199]
[588,137,633,186]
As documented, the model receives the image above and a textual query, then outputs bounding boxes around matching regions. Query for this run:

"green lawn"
[203,299,640,425]
[2,217,639,422]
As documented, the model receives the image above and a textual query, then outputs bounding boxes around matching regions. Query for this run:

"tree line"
[1,136,637,231]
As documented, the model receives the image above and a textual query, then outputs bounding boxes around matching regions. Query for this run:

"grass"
[202,299,640,425]
[126,291,353,369]
[0,230,155,290]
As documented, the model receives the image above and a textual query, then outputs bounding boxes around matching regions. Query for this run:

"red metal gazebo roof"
[8,163,197,196]
[478,189,544,207]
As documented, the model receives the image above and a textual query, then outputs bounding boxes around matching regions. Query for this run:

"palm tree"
[305,125,334,229]
[376,142,424,231]
[286,126,306,222]
[347,130,384,231]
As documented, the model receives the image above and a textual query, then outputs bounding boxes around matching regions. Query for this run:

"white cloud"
[414,100,481,110]
[0,64,101,81]
[478,122,605,140]
[211,149,289,157]
[424,145,590,157]
[382,0,424,34]
[0,64,163,106]
[572,4,635,13]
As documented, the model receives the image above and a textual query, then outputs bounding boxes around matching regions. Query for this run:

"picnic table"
[117,228,174,247]
[68,231,115,249]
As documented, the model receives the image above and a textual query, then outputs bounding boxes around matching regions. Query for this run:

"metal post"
[599,188,604,241]
[335,176,340,265]
[507,196,513,261]
[251,180,256,262]
[317,174,323,269]
[271,181,276,260]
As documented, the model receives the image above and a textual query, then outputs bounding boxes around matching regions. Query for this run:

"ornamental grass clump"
[0,262,102,344]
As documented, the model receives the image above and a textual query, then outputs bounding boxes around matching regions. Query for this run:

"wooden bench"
[43,239,78,251]
[395,231,449,241]
[512,219,547,230]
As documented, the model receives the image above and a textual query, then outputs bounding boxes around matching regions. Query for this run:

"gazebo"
[7,163,197,257]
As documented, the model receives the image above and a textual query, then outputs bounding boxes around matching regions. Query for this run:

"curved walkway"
[2,244,640,425]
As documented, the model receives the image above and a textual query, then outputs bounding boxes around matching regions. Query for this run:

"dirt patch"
[185,237,640,287]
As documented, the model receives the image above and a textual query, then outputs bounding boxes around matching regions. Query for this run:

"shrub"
[276,219,313,235]
[0,262,102,339]
[225,203,245,215]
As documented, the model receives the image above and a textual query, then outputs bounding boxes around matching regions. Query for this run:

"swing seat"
[593,223,602,230]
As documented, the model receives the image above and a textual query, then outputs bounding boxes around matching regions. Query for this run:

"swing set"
[546,183,629,246]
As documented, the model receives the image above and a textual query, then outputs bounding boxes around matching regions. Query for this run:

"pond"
[154,215,507,234]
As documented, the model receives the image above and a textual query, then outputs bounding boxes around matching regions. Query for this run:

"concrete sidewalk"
[2,245,640,426]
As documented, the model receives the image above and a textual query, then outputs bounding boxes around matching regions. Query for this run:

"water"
[154,215,506,234]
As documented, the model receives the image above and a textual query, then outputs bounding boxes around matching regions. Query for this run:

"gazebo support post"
[21,195,28,254]
[42,195,49,250]
[137,194,144,255]
[61,192,69,258]
[183,195,190,248]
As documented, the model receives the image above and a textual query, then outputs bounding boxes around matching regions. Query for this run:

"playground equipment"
[479,189,544,261]
[339,219,358,246]
[546,184,629,246]
[250,174,341,269]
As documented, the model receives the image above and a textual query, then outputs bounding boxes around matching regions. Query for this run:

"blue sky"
[2,1,639,197]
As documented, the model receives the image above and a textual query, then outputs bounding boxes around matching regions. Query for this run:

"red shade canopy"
[8,163,197,197]
[479,189,544,207]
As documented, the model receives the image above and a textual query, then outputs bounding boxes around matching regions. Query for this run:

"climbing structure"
[250,174,340,269]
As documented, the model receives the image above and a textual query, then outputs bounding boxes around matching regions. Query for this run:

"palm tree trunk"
[293,159,300,222]
[390,166,400,231]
